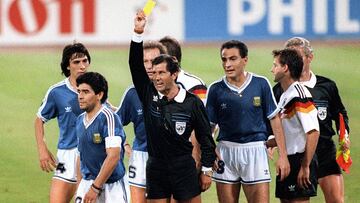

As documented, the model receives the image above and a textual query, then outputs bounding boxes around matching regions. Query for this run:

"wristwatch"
[202,170,213,177]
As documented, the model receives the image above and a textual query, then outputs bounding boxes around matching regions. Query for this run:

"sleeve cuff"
[105,136,122,148]
[267,135,275,140]
[132,32,143,43]
[201,166,212,172]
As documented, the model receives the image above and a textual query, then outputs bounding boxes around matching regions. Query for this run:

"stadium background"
[0,0,359,202]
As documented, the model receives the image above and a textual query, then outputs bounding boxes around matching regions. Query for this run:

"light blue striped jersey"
[37,78,83,149]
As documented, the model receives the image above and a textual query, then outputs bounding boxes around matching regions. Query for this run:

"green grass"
[0,43,359,202]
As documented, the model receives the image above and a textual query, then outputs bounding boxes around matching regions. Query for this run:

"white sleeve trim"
[105,136,122,148]
[132,32,143,43]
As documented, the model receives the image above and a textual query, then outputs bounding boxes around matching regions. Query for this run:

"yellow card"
[143,0,156,16]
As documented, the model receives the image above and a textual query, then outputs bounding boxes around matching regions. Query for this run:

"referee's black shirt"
[129,40,216,168]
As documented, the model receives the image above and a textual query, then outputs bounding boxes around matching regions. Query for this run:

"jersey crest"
[93,133,102,144]
[175,121,186,135]
[317,106,327,120]
[253,96,261,107]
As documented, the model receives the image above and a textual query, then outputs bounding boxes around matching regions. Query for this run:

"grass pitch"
[0,42,359,202]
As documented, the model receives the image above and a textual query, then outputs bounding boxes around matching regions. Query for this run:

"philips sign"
[185,0,360,41]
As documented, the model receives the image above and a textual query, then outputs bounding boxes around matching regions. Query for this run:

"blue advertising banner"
[185,0,360,41]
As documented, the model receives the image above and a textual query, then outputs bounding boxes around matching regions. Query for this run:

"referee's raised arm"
[129,11,150,103]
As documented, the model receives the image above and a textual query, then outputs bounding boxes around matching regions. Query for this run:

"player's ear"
[97,91,104,101]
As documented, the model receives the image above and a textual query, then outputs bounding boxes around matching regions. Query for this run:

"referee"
[128,11,216,202]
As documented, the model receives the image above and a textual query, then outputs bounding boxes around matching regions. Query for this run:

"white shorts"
[75,178,128,203]
[213,141,271,185]
[128,150,148,188]
[53,148,77,183]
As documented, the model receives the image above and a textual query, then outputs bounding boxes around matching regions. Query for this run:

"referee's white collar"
[300,71,317,88]
[158,85,186,103]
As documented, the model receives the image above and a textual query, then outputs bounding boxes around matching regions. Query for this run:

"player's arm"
[269,115,290,181]
[193,99,216,191]
[34,116,56,172]
[298,129,319,189]
[330,82,350,150]
[129,11,151,103]
[75,154,82,185]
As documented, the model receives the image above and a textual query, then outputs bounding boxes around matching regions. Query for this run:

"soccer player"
[116,40,166,203]
[206,40,290,203]
[129,11,216,202]
[273,37,350,203]
[75,72,127,203]
[34,43,90,203]
[271,48,319,202]
[159,36,207,171]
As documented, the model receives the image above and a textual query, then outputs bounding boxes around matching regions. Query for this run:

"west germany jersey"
[76,106,126,183]
[206,73,278,143]
[273,72,349,139]
[37,78,83,149]
[177,69,207,103]
[277,82,319,155]
[116,86,147,152]
[129,39,216,167]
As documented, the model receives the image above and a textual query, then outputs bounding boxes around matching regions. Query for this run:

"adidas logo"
[153,95,158,102]
[288,185,296,192]
[65,106,72,112]
[137,109,143,115]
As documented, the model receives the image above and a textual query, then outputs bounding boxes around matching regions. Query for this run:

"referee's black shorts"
[316,137,342,178]
[146,154,201,201]
[276,152,318,200]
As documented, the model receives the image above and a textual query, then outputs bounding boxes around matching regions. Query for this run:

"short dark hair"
[144,40,166,54]
[159,36,182,64]
[60,43,91,77]
[152,54,180,75]
[76,72,108,103]
[220,40,248,58]
[272,49,304,80]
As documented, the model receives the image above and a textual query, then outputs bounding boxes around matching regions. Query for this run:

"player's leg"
[213,141,243,203]
[242,183,269,203]
[177,194,201,203]
[128,150,148,203]
[51,148,78,203]
[316,138,344,203]
[319,175,344,203]
[240,141,271,203]
[216,182,241,203]
[130,186,146,203]
[50,179,77,203]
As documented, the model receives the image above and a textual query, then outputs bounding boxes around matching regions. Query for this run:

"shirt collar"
[158,85,186,103]
[65,77,79,94]
[223,72,252,93]
[300,71,317,88]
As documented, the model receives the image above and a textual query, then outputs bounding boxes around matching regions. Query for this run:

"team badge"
[253,96,261,107]
[175,122,186,135]
[93,133,102,144]
[317,107,327,120]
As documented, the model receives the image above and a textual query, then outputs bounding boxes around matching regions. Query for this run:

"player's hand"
[134,10,146,34]
[38,147,56,172]
[84,188,98,203]
[124,144,132,158]
[342,138,350,152]
[297,165,311,189]
[276,154,290,181]
[199,173,212,192]
[267,146,276,160]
